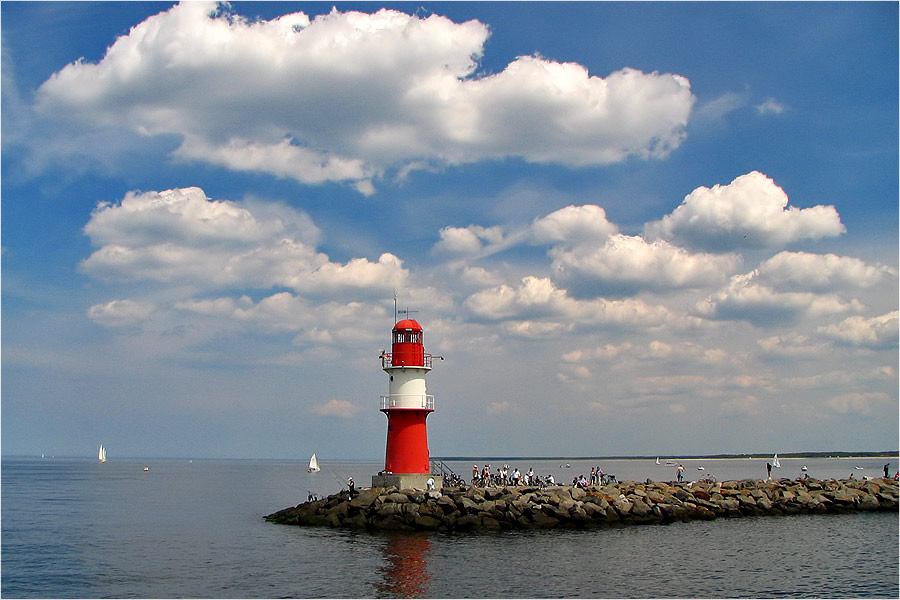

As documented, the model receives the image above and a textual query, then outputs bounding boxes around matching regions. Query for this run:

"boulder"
[531,511,561,528]
[349,490,379,509]
[630,498,652,517]
[382,492,409,504]
[413,514,442,530]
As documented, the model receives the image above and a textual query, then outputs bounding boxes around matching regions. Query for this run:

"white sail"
[773,453,780,468]
[98,444,107,463]
[656,457,660,465]
[307,453,320,473]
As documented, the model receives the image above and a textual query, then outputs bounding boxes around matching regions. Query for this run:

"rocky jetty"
[265,478,898,532]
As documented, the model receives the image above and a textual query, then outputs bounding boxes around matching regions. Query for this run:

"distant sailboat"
[773,454,781,468]
[98,444,107,463]
[656,457,660,465]
[697,466,705,471]
[308,453,321,473]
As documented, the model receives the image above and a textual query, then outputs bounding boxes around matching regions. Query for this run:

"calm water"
[2,456,897,598]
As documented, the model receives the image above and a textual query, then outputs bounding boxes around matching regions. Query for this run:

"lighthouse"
[371,317,441,491]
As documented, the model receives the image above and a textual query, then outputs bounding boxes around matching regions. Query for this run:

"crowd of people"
[472,464,552,487]
[470,464,617,488]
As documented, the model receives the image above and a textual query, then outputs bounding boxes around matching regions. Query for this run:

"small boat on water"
[308,453,321,473]
[801,466,808,471]
[143,466,150,472]
[98,444,107,463]
[697,466,705,471]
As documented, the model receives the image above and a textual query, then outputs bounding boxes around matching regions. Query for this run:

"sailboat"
[98,444,107,463]
[656,457,660,465]
[307,453,321,473]
[773,453,781,468]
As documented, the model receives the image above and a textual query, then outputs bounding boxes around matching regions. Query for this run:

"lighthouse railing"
[381,353,433,370]
[380,395,434,410]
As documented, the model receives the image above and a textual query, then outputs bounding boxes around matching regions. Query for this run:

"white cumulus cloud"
[531,204,618,244]
[696,272,862,326]
[548,233,741,294]
[465,275,670,328]
[432,225,506,256]
[34,2,695,191]
[818,311,899,349]
[80,187,407,295]
[644,171,845,251]
[756,251,895,292]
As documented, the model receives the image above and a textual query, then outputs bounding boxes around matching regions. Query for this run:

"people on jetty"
[676,464,685,482]
[884,464,890,478]
[766,462,772,480]
[347,477,356,497]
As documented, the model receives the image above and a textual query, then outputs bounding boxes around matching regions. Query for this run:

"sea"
[2,455,898,599]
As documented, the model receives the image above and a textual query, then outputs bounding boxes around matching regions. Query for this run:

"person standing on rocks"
[676,464,685,482]
[766,462,772,480]
[884,464,890,478]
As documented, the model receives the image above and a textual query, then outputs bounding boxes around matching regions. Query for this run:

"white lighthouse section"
[383,367,434,410]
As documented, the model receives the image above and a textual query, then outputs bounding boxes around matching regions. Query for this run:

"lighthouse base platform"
[372,473,442,491]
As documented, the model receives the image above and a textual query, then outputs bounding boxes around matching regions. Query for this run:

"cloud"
[33,3,695,191]
[311,399,361,418]
[818,311,899,349]
[87,299,156,327]
[464,275,671,328]
[530,204,617,244]
[756,97,787,115]
[694,91,749,123]
[485,401,512,415]
[79,187,408,294]
[756,334,828,359]
[432,225,506,256]
[644,171,845,251]
[756,251,895,292]
[825,392,890,417]
[548,233,741,295]
[171,293,388,347]
[696,272,862,326]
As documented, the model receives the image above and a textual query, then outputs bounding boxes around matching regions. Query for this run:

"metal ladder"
[430,459,461,485]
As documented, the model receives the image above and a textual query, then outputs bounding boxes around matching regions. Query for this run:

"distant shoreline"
[6,451,898,461]
[435,451,899,462]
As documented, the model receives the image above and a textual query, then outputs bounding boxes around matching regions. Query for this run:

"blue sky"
[2,1,897,460]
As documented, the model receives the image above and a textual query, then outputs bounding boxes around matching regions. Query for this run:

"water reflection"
[375,532,431,598]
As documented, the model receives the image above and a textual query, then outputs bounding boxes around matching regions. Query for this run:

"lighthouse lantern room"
[372,317,441,491]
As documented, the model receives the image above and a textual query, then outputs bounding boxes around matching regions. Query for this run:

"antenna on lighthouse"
[392,292,418,323]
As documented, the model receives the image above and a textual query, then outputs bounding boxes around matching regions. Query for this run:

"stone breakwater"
[266,478,899,532]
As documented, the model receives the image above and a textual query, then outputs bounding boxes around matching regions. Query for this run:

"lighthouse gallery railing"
[380,395,435,410]
[381,353,433,369]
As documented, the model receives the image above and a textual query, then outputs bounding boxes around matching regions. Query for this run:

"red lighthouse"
[372,318,441,490]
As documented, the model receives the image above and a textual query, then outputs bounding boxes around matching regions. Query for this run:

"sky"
[2,1,897,460]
